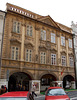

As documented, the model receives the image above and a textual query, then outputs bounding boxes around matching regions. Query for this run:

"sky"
[0,0,77,27]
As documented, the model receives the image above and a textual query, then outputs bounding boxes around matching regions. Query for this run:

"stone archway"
[40,74,57,91]
[63,75,75,89]
[8,72,32,91]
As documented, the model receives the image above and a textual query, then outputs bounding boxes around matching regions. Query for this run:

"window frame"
[41,29,46,40]
[11,46,19,60]
[13,21,21,33]
[69,57,74,67]
[51,54,56,65]
[26,49,32,62]
[61,36,65,46]
[51,33,56,43]
[61,55,66,66]
[68,39,72,48]
[40,52,46,64]
[26,25,33,36]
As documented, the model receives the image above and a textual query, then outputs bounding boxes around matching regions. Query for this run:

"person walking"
[31,84,37,97]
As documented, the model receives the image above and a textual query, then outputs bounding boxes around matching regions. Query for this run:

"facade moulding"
[7,10,72,35]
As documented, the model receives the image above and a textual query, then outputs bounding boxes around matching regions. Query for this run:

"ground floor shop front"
[0,70,75,92]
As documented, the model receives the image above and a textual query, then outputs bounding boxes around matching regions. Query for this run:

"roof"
[6,3,72,34]
[57,22,72,33]
[0,91,29,97]
[48,87,62,89]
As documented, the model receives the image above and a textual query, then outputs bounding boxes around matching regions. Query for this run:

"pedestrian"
[31,84,37,97]
[4,85,7,92]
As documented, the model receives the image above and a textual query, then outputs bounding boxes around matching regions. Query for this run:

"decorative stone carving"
[60,51,66,55]
[35,27,40,31]
[56,32,60,37]
[10,38,21,44]
[36,55,38,61]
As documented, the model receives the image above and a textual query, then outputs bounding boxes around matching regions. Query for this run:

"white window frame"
[11,46,19,60]
[51,33,55,43]
[26,25,33,36]
[26,49,32,62]
[68,39,72,48]
[41,29,46,40]
[61,55,66,66]
[40,52,46,64]
[13,21,20,33]
[61,36,65,46]
[51,54,56,65]
[69,57,74,67]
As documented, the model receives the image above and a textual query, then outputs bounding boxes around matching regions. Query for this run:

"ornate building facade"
[0,3,75,91]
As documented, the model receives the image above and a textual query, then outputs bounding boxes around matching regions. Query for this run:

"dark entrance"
[41,74,57,86]
[8,72,32,91]
[63,75,74,89]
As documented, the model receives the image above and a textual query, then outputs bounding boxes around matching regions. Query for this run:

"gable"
[37,15,60,29]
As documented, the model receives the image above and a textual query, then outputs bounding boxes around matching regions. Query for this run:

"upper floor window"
[51,33,55,43]
[41,30,46,40]
[13,21,20,33]
[26,49,32,62]
[68,39,72,48]
[26,25,33,36]
[51,54,56,65]
[61,55,66,66]
[11,46,19,60]
[61,36,65,46]
[69,57,74,67]
[40,52,46,64]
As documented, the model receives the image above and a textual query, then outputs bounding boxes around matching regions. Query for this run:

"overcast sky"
[0,0,77,27]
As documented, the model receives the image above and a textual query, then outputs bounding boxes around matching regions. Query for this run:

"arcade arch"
[8,72,32,91]
[63,75,75,89]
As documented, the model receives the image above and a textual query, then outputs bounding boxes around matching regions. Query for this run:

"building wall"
[0,4,75,89]
[0,11,5,78]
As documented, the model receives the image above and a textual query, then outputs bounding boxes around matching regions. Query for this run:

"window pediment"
[60,51,66,55]
[10,38,21,44]
[50,48,57,53]
[68,53,74,57]
[39,46,47,51]
[25,42,34,48]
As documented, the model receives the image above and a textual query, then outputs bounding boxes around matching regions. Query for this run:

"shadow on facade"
[8,72,32,92]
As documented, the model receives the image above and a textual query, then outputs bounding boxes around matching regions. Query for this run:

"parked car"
[45,87,70,100]
[0,91,34,100]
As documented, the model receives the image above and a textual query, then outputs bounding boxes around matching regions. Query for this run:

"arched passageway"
[8,72,32,92]
[63,75,75,89]
[40,74,57,91]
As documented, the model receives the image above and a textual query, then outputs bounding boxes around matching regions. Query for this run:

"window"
[68,39,72,48]
[41,29,46,40]
[51,54,56,65]
[61,56,66,66]
[69,57,74,67]
[11,47,19,60]
[13,21,20,33]
[40,52,46,64]
[61,36,65,46]
[26,25,33,36]
[26,49,32,62]
[51,33,55,43]
[41,78,50,86]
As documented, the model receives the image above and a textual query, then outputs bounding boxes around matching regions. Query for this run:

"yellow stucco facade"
[0,3,75,90]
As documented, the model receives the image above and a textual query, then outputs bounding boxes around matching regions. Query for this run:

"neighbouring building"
[71,21,77,89]
[0,10,6,78]
[0,3,75,92]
